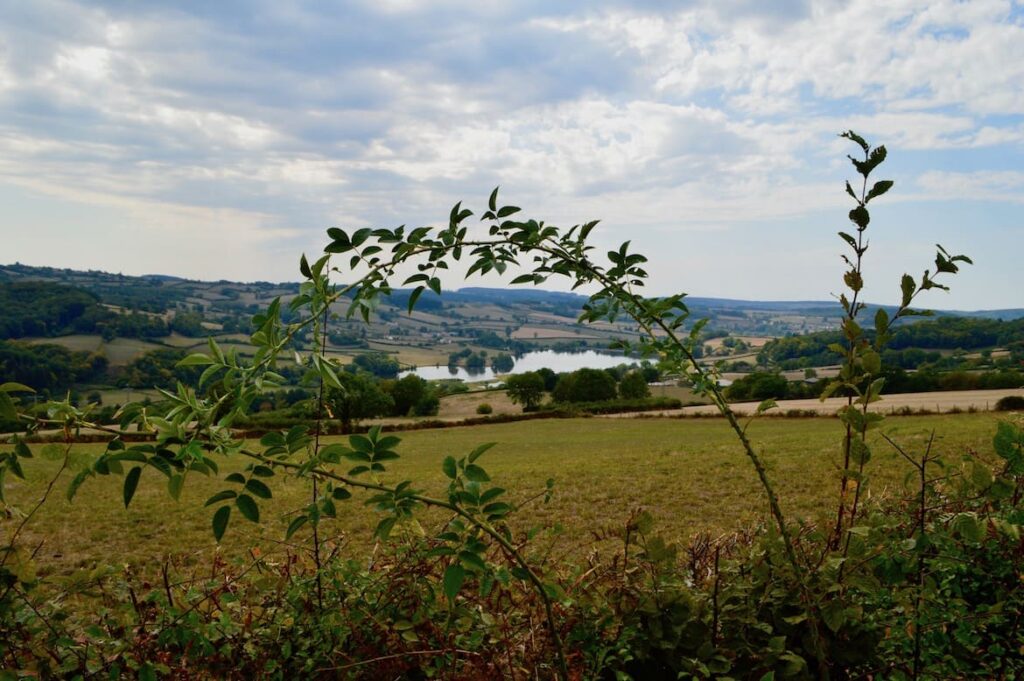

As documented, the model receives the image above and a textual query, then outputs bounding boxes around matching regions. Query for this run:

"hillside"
[3,262,1021,337]
[2,263,1022,404]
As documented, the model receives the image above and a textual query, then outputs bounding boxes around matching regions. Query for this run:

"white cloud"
[0,0,1020,305]
[916,170,1024,203]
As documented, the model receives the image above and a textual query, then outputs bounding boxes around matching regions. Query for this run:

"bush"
[995,394,1024,411]
[476,402,493,415]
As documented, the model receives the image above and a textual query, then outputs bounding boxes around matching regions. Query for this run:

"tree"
[169,311,206,337]
[353,352,400,378]
[387,374,431,416]
[618,371,650,399]
[491,352,514,373]
[552,368,617,403]
[725,371,789,401]
[504,372,545,411]
[327,371,394,434]
[535,367,558,391]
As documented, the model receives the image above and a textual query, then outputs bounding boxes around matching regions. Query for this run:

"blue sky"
[0,0,1021,309]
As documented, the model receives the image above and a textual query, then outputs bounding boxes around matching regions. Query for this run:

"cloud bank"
[0,0,1021,307]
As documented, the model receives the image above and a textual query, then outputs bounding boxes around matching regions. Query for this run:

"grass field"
[5,413,1009,584]
[680,387,1024,415]
[25,335,165,366]
[438,389,520,417]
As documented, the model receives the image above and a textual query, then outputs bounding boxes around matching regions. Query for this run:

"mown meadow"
[10,413,1003,582]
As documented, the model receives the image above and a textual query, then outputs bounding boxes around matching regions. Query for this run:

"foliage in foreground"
[2,132,1022,679]
[2,420,1023,679]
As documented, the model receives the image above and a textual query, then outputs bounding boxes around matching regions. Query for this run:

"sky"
[0,0,1022,310]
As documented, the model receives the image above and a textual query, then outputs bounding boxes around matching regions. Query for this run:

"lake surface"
[399,349,639,382]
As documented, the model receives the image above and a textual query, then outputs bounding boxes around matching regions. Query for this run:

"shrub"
[995,394,1024,411]
[476,402,493,415]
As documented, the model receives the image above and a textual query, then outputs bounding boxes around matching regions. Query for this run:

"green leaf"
[374,516,397,540]
[0,392,16,421]
[822,600,847,633]
[468,442,495,463]
[850,439,871,466]
[442,456,457,479]
[205,490,237,507]
[841,130,869,152]
[332,486,352,500]
[0,382,34,394]
[235,494,260,523]
[862,350,881,375]
[848,205,870,229]
[865,179,893,203]
[837,231,858,250]
[459,550,487,572]
[900,274,916,307]
[479,487,505,503]
[463,464,490,482]
[874,308,889,336]
[177,353,215,367]
[407,286,424,313]
[993,421,1023,464]
[756,399,777,415]
[66,469,91,502]
[443,564,465,602]
[285,515,307,540]
[212,505,231,542]
[123,466,142,508]
[245,479,273,499]
[167,473,184,501]
[139,662,158,681]
[951,513,984,543]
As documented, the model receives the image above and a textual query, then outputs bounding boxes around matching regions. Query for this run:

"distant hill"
[2,263,1022,338]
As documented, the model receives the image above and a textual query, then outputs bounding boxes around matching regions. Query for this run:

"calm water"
[399,349,639,382]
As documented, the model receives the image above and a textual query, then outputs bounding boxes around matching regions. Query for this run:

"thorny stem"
[834,164,870,550]
[882,430,936,681]
[310,272,331,611]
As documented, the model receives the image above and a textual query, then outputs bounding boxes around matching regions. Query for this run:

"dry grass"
[90,388,164,406]
[24,335,104,353]
[24,335,163,366]
[438,390,521,418]
[511,325,603,340]
[679,388,1024,416]
[703,335,772,350]
[4,413,1004,584]
[364,342,450,367]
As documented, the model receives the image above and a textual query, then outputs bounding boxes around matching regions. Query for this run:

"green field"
[6,413,1007,584]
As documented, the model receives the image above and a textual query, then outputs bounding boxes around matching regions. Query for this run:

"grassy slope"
[5,413,1006,583]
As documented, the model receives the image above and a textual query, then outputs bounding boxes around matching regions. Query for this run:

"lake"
[399,349,640,382]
